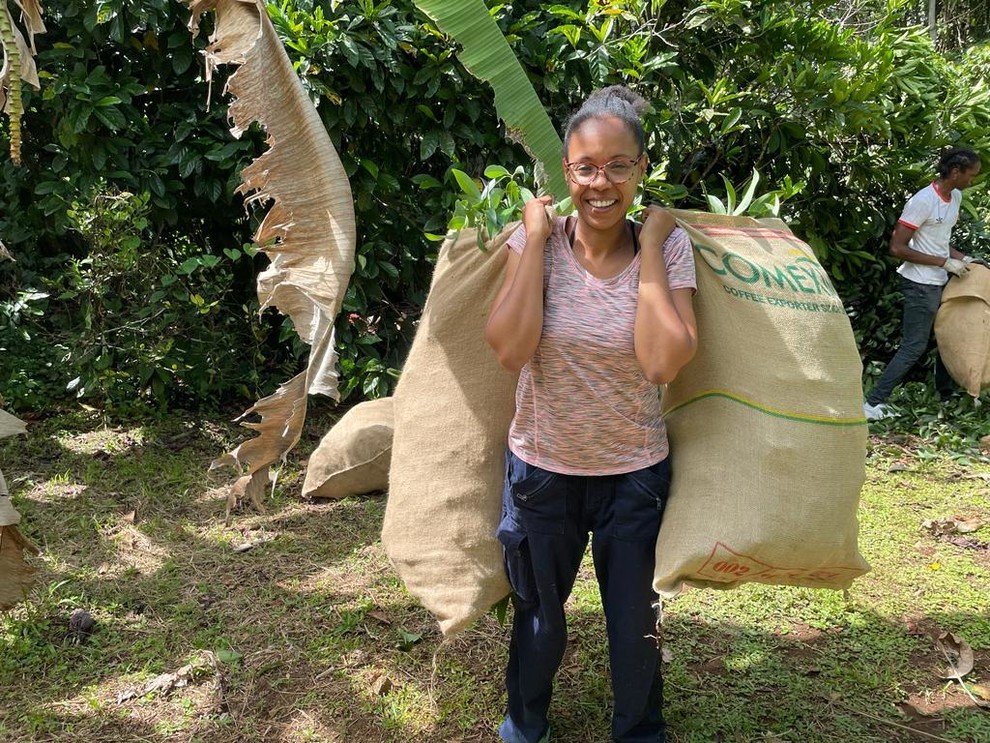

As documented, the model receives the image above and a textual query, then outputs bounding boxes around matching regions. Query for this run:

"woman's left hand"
[639,205,676,251]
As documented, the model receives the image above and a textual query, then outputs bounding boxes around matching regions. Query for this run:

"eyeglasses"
[564,157,642,186]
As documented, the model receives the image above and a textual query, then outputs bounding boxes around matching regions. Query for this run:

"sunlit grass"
[1,409,988,741]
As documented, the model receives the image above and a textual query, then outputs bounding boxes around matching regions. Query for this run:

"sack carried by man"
[655,210,870,596]
[934,264,990,398]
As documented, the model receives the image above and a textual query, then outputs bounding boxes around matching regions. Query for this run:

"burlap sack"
[1,520,40,611]
[655,210,870,596]
[1,410,38,611]
[302,397,393,499]
[934,264,990,398]
[382,225,519,636]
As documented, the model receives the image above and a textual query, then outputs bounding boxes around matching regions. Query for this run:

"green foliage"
[446,164,537,247]
[694,169,805,218]
[865,382,990,463]
[0,0,272,412]
[2,0,990,415]
[0,189,274,413]
[56,190,268,411]
[0,289,62,410]
[0,0,258,251]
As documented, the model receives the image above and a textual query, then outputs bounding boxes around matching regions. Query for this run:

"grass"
[0,399,988,742]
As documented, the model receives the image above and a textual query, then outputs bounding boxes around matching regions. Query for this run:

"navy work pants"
[867,275,955,405]
[496,450,670,743]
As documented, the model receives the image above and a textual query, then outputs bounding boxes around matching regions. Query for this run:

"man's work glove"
[944,257,969,276]
[963,256,988,267]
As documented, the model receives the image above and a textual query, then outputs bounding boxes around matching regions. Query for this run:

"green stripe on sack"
[666,389,867,426]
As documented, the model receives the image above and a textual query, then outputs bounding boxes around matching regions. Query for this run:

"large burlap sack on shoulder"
[382,225,519,635]
[934,264,990,398]
[656,210,870,597]
[302,397,393,499]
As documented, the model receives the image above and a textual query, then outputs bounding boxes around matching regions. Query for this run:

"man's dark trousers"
[866,275,955,405]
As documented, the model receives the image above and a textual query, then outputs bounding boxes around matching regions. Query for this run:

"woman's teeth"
[588,200,616,208]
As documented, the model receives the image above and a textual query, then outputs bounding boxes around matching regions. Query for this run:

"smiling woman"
[484,86,698,743]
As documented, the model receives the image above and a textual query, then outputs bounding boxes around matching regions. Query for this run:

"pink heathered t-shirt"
[505,216,697,475]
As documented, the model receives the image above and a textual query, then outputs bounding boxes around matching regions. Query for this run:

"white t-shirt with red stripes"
[896,182,962,286]
[505,217,697,476]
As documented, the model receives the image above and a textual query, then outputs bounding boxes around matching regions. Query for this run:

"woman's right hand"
[521,194,555,246]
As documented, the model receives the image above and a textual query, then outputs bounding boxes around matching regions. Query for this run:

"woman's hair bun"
[586,85,649,117]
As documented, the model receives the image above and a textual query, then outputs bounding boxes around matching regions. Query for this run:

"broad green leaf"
[706,194,727,214]
[411,173,443,190]
[735,168,760,216]
[451,168,482,201]
[721,175,737,213]
[721,106,743,133]
[483,164,511,179]
[412,0,567,199]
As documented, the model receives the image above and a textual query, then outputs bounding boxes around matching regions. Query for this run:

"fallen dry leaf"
[953,516,982,534]
[369,672,392,696]
[923,517,983,536]
[233,534,276,553]
[945,535,989,550]
[937,632,975,680]
[117,652,218,703]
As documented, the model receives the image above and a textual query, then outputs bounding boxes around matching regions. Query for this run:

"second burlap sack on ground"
[656,210,870,596]
[934,263,990,398]
[382,225,519,636]
[302,397,394,499]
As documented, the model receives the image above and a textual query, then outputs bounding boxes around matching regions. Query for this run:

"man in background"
[863,147,983,421]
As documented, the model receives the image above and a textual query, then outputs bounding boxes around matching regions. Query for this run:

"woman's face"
[563,116,644,233]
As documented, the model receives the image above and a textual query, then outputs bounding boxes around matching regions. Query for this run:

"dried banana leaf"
[1,0,44,164]
[186,0,355,515]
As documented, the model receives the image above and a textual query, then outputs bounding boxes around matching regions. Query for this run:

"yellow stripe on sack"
[666,389,867,426]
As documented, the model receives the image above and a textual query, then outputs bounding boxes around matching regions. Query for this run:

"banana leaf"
[413,0,567,200]
[186,0,356,516]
